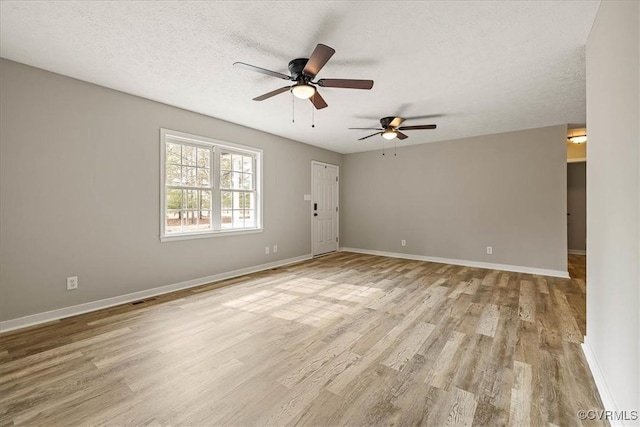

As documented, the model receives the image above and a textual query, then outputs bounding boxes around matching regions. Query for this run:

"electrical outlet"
[401,240,406,247]
[265,246,270,255]
[486,246,493,255]
[273,245,278,253]
[66,276,78,290]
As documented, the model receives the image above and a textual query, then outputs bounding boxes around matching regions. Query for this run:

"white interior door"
[312,162,338,256]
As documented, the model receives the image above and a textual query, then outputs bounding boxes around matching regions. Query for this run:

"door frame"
[311,160,340,257]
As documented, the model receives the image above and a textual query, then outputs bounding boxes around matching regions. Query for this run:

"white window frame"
[160,128,263,242]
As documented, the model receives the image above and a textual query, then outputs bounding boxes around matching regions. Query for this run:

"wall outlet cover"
[66,276,78,290]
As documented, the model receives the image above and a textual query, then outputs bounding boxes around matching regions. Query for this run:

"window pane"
[244,192,254,210]
[197,148,210,168]
[166,210,181,233]
[201,190,211,209]
[220,171,231,189]
[197,168,210,187]
[220,153,231,171]
[244,210,255,228]
[166,143,181,165]
[166,189,182,210]
[221,210,232,229]
[243,156,253,173]
[231,154,243,172]
[221,191,232,210]
[198,211,211,230]
[231,172,242,189]
[183,211,198,233]
[233,210,244,228]
[233,191,242,210]
[183,145,196,166]
[242,173,252,190]
[185,190,198,209]
[166,165,181,186]
[183,167,197,186]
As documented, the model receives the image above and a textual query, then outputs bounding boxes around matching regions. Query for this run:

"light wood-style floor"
[0,252,605,426]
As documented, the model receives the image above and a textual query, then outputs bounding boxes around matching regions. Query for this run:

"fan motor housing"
[288,58,310,81]
[380,117,395,128]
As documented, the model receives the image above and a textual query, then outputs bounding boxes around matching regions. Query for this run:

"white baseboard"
[339,247,569,278]
[0,254,311,333]
[582,338,628,426]
[569,249,587,255]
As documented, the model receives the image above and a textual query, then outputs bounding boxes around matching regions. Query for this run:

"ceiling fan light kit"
[382,129,398,140]
[291,83,316,99]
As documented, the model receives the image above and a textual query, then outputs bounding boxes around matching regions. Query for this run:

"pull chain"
[311,95,315,128]
[292,93,295,123]
[382,139,385,156]
[394,139,397,156]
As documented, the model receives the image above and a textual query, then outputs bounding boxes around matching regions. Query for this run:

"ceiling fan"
[233,44,374,110]
[350,116,437,140]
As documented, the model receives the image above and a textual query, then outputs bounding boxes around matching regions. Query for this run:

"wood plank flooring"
[0,252,606,426]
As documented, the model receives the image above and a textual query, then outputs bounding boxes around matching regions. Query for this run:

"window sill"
[160,228,263,242]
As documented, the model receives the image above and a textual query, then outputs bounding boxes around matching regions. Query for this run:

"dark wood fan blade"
[358,132,381,141]
[252,86,291,101]
[397,131,409,140]
[349,127,383,130]
[317,79,374,89]
[233,62,292,80]
[397,124,437,130]
[389,117,405,128]
[309,91,328,109]
[303,44,335,78]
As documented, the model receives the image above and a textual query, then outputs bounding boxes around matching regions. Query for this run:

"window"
[161,129,262,241]
[220,150,256,230]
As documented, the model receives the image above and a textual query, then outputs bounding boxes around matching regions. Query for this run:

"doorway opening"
[567,160,586,257]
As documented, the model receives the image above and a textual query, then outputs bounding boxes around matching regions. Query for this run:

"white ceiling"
[0,1,600,154]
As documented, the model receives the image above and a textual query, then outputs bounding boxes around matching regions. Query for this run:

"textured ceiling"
[0,1,600,154]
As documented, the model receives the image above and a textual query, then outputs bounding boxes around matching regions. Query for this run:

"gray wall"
[586,0,639,416]
[567,162,587,252]
[342,125,568,272]
[0,59,341,321]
